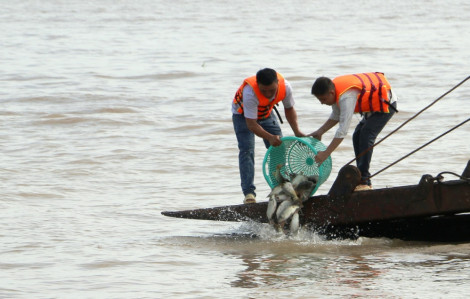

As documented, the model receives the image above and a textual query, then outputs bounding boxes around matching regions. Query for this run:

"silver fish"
[267,184,283,201]
[277,204,300,234]
[291,173,308,189]
[275,199,293,221]
[266,196,277,225]
[289,211,300,234]
[281,181,299,202]
[266,167,313,234]
[277,193,290,202]
[295,180,315,202]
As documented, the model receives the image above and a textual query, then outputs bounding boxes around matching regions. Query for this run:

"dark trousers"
[352,102,397,185]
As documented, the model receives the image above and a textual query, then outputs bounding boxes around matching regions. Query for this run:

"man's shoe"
[243,193,256,204]
[355,184,373,191]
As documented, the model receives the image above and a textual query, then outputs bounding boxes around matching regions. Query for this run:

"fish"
[267,184,283,201]
[289,211,300,234]
[291,173,308,189]
[275,199,294,221]
[266,196,277,225]
[307,175,319,185]
[281,181,299,203]
[277,193,290,202]
[273,163,287,185]
[267,183,293,204]
[276,201,301,231]
[295,180,315,202]
[266,166,317,234]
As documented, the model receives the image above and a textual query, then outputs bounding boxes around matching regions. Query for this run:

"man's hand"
[308,119,338,141]
[308,130,323,141]
[268,135,282,146]
[314,150,329,165]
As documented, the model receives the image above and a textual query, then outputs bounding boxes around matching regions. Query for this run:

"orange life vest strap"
[352,74,366,114]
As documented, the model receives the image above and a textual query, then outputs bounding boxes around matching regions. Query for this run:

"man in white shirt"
[232,68,305,203]
[309,73,397,191]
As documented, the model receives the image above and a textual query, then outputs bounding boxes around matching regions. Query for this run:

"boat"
[162,160,470,242]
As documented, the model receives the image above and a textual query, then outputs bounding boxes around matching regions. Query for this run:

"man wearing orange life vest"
[309,72,398,191]
[232,68,305,204]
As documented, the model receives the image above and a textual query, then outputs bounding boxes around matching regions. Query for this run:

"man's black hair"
[256,68,278,86]
[311,77,334,96]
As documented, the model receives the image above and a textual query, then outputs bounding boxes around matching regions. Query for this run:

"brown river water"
[1,0,469,298]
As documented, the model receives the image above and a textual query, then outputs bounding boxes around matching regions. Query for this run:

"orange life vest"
[233,73,286,119]
[333,72,392,114]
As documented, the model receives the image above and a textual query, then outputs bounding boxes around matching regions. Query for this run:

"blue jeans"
[352,102,397,185]
[232,113,282,196]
